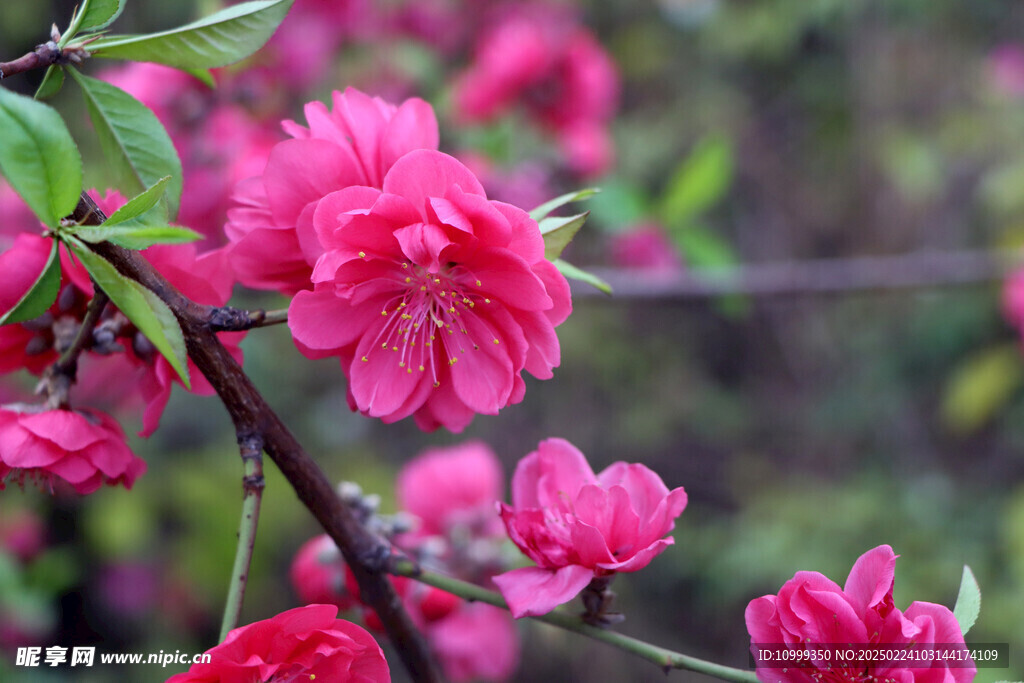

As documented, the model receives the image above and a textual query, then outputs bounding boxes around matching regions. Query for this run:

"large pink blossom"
[746,545,976,683]
[225,87,439,294]
[493,438,687,617]
[288,150,571,432]
[165,604,389,682]
[453,8,619,176]
[428,602,519,683]
[0,406,146,494]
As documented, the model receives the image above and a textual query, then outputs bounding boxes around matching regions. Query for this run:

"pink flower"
[0,233,93,376]
[289,534,357,612]
[288,149,572,432]
[608,223,684,273]
[397,441,505,540]
[0,406,146,494]
[989,45,1024,97]
[746,545,976,683]
[453,8,619,176]
[1003,268,1024,332]
[165,604,390,682]
[493,438,687,617]
[226,87,439,294]
[428,602,520,682]
[0,507,46,562]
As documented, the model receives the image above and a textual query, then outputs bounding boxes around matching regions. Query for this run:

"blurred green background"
[1,0,1024,681]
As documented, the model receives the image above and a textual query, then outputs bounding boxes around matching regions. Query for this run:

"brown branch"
[0,41,61,80]
[70,193,444,683]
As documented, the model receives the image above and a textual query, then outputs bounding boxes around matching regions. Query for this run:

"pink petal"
[382,151,486,219]
[492,565,594,618]
[288,288,381,354]
[394,222,454,272]
[18,411,104,452]
[263,139,366,226]
[843,544,897,617]
[448,311,515,414]
[380,98,439,176]
[571,485,638,565]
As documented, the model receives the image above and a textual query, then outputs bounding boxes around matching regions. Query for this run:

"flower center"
[360,263,500,386]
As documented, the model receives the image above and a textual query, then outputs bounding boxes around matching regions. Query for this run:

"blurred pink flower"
[428,602,520,682]
[0,179,40,250]
[0,232,93,376]
[0,507,46,563]
[459,153,554,212]
[989,45,1024,97]
[288,150,572,432]
[225,87,439,294]
[1002,268,1024,332]
[453,8,619,176]
[608,223,684,273]
[494,438,687,617]
[746,545,976,683]
[289,534,356,611]
[0,406,146,494]
[165,604,390,682]
[397,440,505,540]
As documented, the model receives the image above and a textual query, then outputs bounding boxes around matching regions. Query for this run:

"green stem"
[219,436,265,641]
[390,560,759,683]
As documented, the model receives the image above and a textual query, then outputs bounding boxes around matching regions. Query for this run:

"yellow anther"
[476,279,482,287]
[402,263,409,269]
[381,310,388,316]
[419,365,425,371]
[420,285,427,291]
[484,298,491,303]
[358,251,366,258]
[401,314,412,320]
[391,346,399,351]
[493,338,500,344]
[361,356,369,362]
[405,277,411,283]
[433,381,440,387]
[399,362,405,367]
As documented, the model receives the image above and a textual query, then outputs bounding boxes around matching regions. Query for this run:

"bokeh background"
[1,0,1024,681]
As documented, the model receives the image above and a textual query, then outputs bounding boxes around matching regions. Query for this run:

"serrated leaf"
[0,88,82,227]
[103,176,171,226]
[554,258,612,295]
[76,0,124,33]
[34,66,65,100]
[540,211,588,261]
[67,69,183,219]
[941,344,1024,434]
[76,224,203,250]
[661,134,733,225]
[0,240,61,326]
[952,565,980,637]
[87,0,295,69]
[67,238,190,388]
[529,187,600,222]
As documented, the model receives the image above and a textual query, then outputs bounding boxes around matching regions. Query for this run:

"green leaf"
[76,0,124,33]
[529,188,601,222]
[0,240,61,326]
[553,258,612,295]
[660,134,733,225]
[0,88,82,227]
[75,224,203,250]
[103,176,171,226]
[941,344,1024,434]
[67,68,183,219]
[67,238,190,388]
[672,224,737,269]
[87,0,296,69]
[182,67,216,89]
[952,565,980,637]
[540,212,588,261]
[34,66,65,100]
[586,180,648,231]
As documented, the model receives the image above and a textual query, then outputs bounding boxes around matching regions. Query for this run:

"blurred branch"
[576,249,1017,298]
[0,40,61,79]
[220,434,265,642]
[390,559,759,683]
[70,193,444,683]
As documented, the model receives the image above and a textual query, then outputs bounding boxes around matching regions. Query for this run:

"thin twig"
[39,289,109,409]
[69,193,444,683]
[207,307,288,331]
[389,559,759,682]
[219,433,265,641]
